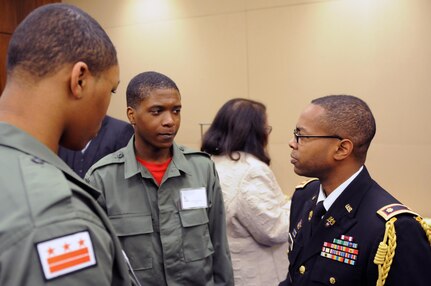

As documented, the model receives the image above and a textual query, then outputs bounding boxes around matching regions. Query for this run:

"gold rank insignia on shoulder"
[295,178,318,189]
[376,203,418,221]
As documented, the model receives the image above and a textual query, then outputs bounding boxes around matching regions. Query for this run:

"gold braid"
[374,217,397,286]
[415,216,431,245]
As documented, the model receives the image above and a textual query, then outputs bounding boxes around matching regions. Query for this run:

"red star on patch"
[47,247,54,256]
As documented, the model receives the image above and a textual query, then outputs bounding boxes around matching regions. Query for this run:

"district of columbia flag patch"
[36,230,97,280]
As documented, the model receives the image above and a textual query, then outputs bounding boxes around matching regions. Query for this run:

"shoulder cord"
[374,216,431,286]
[415,216,431,245]
[374,217,397,286]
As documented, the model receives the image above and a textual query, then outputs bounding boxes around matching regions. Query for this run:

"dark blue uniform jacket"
[280,167,431,286]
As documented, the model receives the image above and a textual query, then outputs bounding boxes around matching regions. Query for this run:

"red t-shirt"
[136,156,172,185]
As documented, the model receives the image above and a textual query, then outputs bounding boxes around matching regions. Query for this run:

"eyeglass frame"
[293,129,342,144]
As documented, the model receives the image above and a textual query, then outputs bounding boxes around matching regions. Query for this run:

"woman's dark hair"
[201,98,271,165]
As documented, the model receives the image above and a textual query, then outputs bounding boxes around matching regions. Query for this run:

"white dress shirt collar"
[317,166,364,211]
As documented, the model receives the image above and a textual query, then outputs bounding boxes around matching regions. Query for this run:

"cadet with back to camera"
[0,4,135,285]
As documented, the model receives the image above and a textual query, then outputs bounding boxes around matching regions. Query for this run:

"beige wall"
[64,0,431,217]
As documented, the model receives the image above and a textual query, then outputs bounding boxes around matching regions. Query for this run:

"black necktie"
[311,201,326,235]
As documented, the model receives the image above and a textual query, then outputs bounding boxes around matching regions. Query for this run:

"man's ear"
[334,139,353,161]
[70,62,90,99]
[126,106,136,125]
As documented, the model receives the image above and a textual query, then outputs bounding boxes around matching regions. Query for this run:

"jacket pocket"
[110,214,154,270]
[179,208,214,262]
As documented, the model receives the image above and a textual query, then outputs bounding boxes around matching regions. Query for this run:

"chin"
[160,142,174,149]
[293,166,308,177]
[150,140,171,150]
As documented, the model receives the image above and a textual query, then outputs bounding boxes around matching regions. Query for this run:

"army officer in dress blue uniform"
[279,95,430,286]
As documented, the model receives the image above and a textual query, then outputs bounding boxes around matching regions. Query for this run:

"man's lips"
[158,133,175,140]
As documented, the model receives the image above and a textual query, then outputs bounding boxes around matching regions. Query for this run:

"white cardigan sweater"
[212,152,291,286]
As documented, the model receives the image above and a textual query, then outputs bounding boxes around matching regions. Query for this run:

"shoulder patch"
[376,203,418,221]
[36,230,97,280]
[295,178,318,189]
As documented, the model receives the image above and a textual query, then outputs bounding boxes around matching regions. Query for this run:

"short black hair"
[126,71,179,108]
[311,95,376,162]
[7,3,117,79]
[201,98,271,165]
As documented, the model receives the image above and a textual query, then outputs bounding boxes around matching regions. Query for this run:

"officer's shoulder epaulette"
[376,203,419,221]
[295,178,318,189]
[179,145,211,158]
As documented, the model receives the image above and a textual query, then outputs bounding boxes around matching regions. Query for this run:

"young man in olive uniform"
[85,71,234,285]
[279,95,431,286]
[0,4,134,285]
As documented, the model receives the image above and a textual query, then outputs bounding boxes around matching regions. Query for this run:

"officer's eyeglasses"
[293,129,342,144]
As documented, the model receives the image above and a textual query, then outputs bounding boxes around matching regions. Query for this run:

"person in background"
[0,3,134,285]
[201,98,291,286]
[59,115,134,177]
[85,71,234,286]
[279,95,431,286]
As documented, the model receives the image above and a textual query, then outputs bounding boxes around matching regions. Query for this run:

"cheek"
[101,91,112,109]
[299,147,321,163]
[308,148,333,167]
[93,84,111,108]
[96,96,110,121]
[135,113,151,126]
[135,116,157,133]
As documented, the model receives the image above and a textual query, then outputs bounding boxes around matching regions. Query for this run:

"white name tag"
[180,187,208,209]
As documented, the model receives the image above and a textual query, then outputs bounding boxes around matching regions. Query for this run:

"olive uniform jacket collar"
[122,136,193,180]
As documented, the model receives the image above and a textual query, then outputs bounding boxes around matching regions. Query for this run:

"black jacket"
[59,116,134,178]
